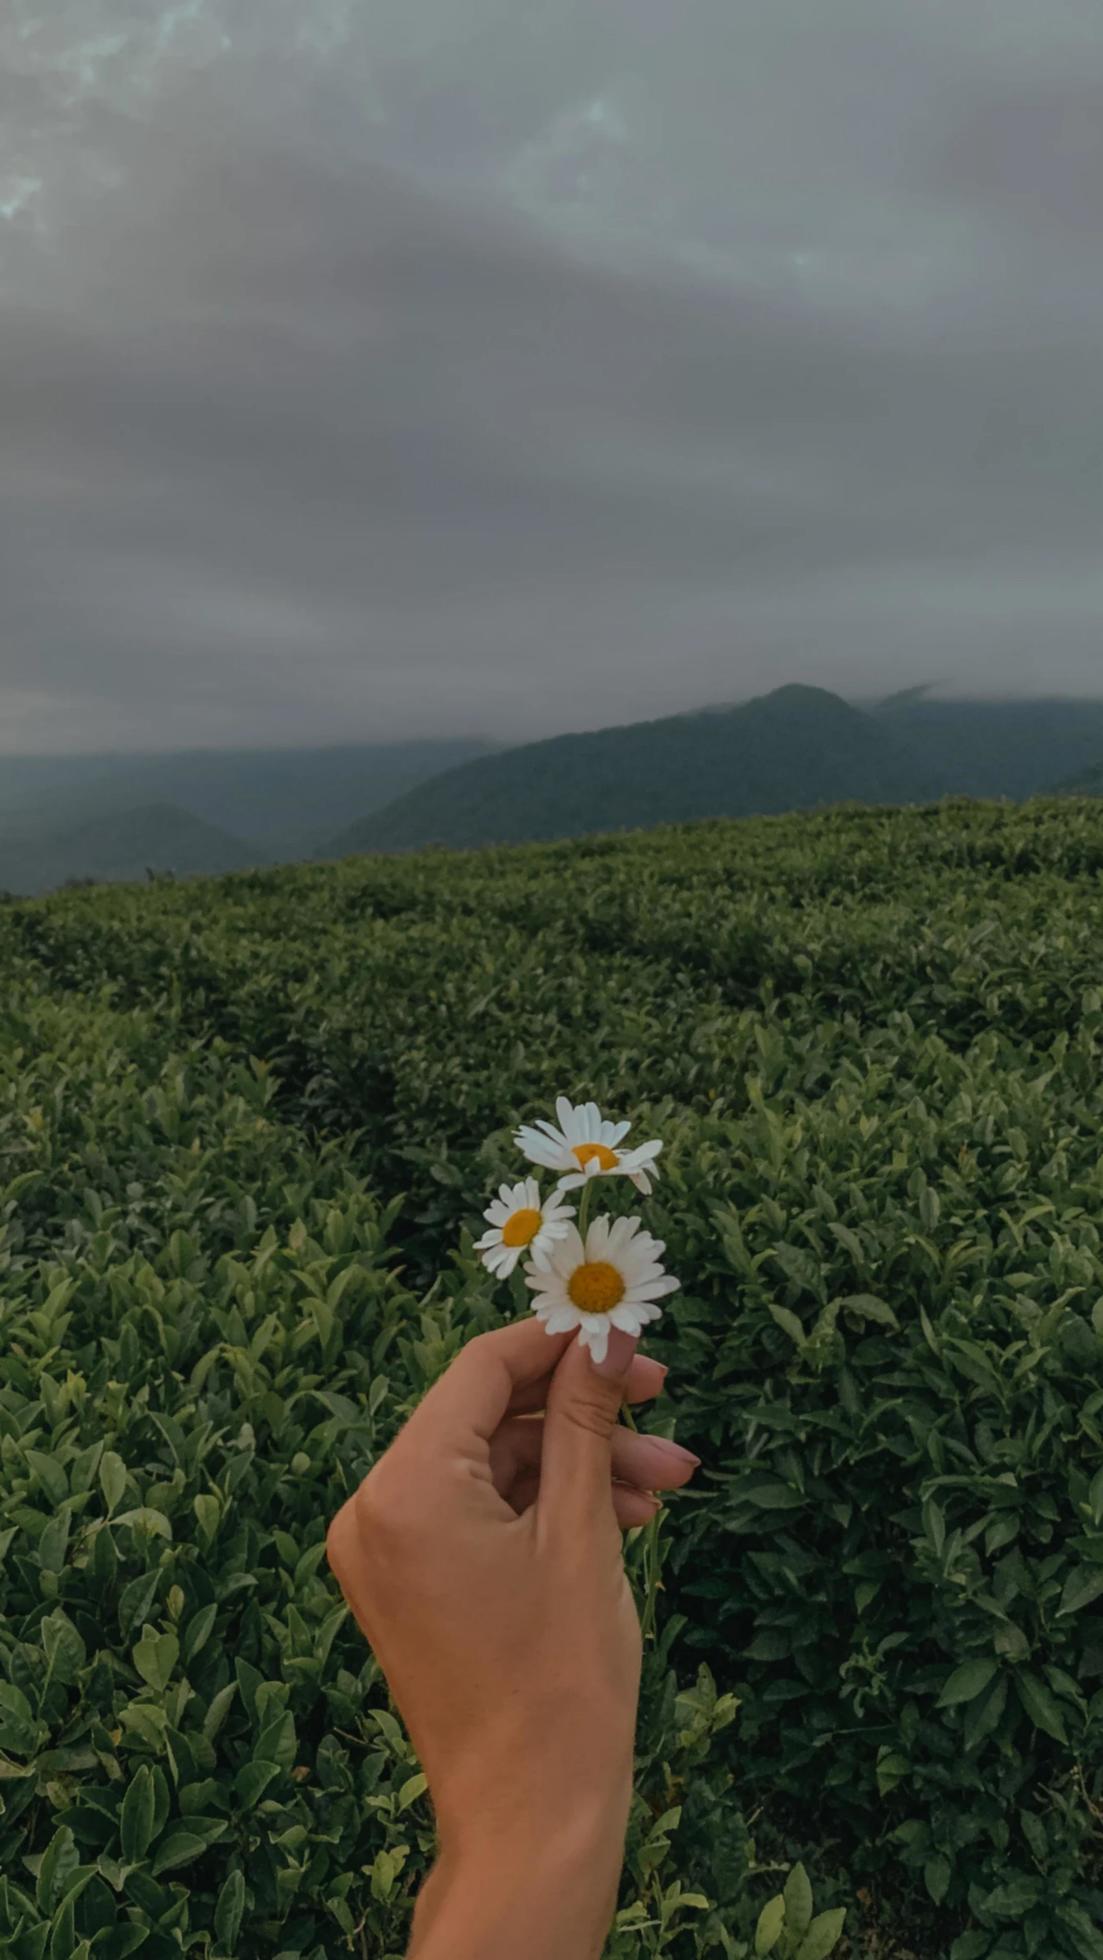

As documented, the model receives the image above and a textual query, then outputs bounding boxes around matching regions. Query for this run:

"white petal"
[555,1095,579,1135]
[626,1274,681,1301]
[586,1215,612,1258]
[606,1215,637,1256]
[609,1303,646,1332]
[581,1101,602,1140]
[521,1139,572,1171]
[579,1316,609,1364]
[602,1118,632,1146]
[542,1305,582,1334]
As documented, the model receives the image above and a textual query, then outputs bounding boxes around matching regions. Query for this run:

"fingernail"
[649,1438,701,1468]
[592,1329,640,1378]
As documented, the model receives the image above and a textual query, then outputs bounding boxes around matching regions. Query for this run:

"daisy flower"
[474,1177,576,1279]
[524,1215,680,1365]
[515,1095,663,1196]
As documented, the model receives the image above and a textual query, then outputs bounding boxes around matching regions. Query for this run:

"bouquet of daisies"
[473,1095,680,1364]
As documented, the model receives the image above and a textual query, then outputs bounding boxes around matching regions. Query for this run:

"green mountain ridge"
[325,686,1103,856]
[323,684,937,854]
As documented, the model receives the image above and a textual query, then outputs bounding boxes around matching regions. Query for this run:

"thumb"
[538,1327,640,1533]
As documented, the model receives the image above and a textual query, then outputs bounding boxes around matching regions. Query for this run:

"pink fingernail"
[649,1438,701,1468]
[592,1329,640,1378]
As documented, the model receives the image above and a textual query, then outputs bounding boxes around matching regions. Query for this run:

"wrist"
[411,1781,631,1960]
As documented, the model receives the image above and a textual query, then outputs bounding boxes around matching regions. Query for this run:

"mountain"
[1050,761,1103,796]
[873,697,1103,800]
[0,740,496,858]
[0,803,260,896]
[323,685,935,854]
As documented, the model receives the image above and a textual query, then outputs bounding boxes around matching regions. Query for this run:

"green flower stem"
[621,1402,663,1644]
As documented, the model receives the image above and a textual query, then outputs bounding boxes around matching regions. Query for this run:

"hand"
[326,1319,700,1960]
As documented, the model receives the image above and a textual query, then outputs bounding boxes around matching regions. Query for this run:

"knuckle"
[559,1391,617,1442]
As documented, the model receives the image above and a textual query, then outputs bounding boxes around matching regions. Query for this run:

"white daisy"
[524,1215,680,1365]
[474,1177,576,1279]
[514,1096,663,1196]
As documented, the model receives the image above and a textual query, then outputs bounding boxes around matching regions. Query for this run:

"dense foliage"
[2,797,1103,1958]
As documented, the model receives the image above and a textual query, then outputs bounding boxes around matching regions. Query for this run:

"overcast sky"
[3,1,1103,752]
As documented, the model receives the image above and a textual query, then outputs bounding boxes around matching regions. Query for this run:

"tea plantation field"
[2,798,1103,1959]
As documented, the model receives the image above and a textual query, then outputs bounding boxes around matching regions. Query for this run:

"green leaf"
[398,1772,428,1811]
[982,1876,1044,1917]
[924,1854,951,1904]
[754,1894,786,1955]
[119,1765,156,1864]
[42,1609,86,1685]
[767,1303,806,1347]
[0,1680,38,1755]
[794,1908,848,1960]
[26,1450,68,1507]
[202,1682,238,1741]
[1015,1670,1069,1744]
[1057,1900,1103,1960]
[837,1293,899,1331]
[214,1869,246,1951]
[783,1862,813,1941]
[937,1659,998,1708]
[98,1452,128,1515]
[233,1759,280,1809]
[132,1629,179,1694]
[741,1480,804,1510]
[35,1825,78,1916]
[151,1827,223,1875]
[181,1602,218,1665]
[1057,1566,1103,1617]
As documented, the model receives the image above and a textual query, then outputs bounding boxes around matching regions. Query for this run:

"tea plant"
[4,796,1103,1954]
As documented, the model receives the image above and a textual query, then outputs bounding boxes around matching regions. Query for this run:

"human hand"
[326,1318,700,1960]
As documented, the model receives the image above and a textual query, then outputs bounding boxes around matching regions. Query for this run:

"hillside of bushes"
[2,798,1103,1958]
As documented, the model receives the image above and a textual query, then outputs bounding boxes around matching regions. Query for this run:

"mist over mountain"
[0,805,258,896]
[0,739,495,892]
[0,741,495,854]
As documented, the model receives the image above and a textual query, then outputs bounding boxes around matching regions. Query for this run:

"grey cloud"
[2,2,1103,751]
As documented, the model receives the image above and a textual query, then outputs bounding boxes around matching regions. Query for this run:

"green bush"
[4,797,1103,1954]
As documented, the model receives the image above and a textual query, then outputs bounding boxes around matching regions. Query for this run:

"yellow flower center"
[568,1261,625,1314]
[572,1141,619,1172]
[501,1207,542,1248]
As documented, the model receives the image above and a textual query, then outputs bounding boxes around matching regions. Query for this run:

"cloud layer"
[3,1,1103,750]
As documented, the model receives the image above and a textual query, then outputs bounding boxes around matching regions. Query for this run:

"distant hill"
[874,697,1103,800]
[323,685,935,854]
[0,740,496,858]
[0,803,260,896]
[1050,761,1103,796]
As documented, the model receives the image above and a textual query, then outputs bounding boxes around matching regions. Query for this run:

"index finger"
[404,1320,573,1451]
[398,1320,664,1454]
